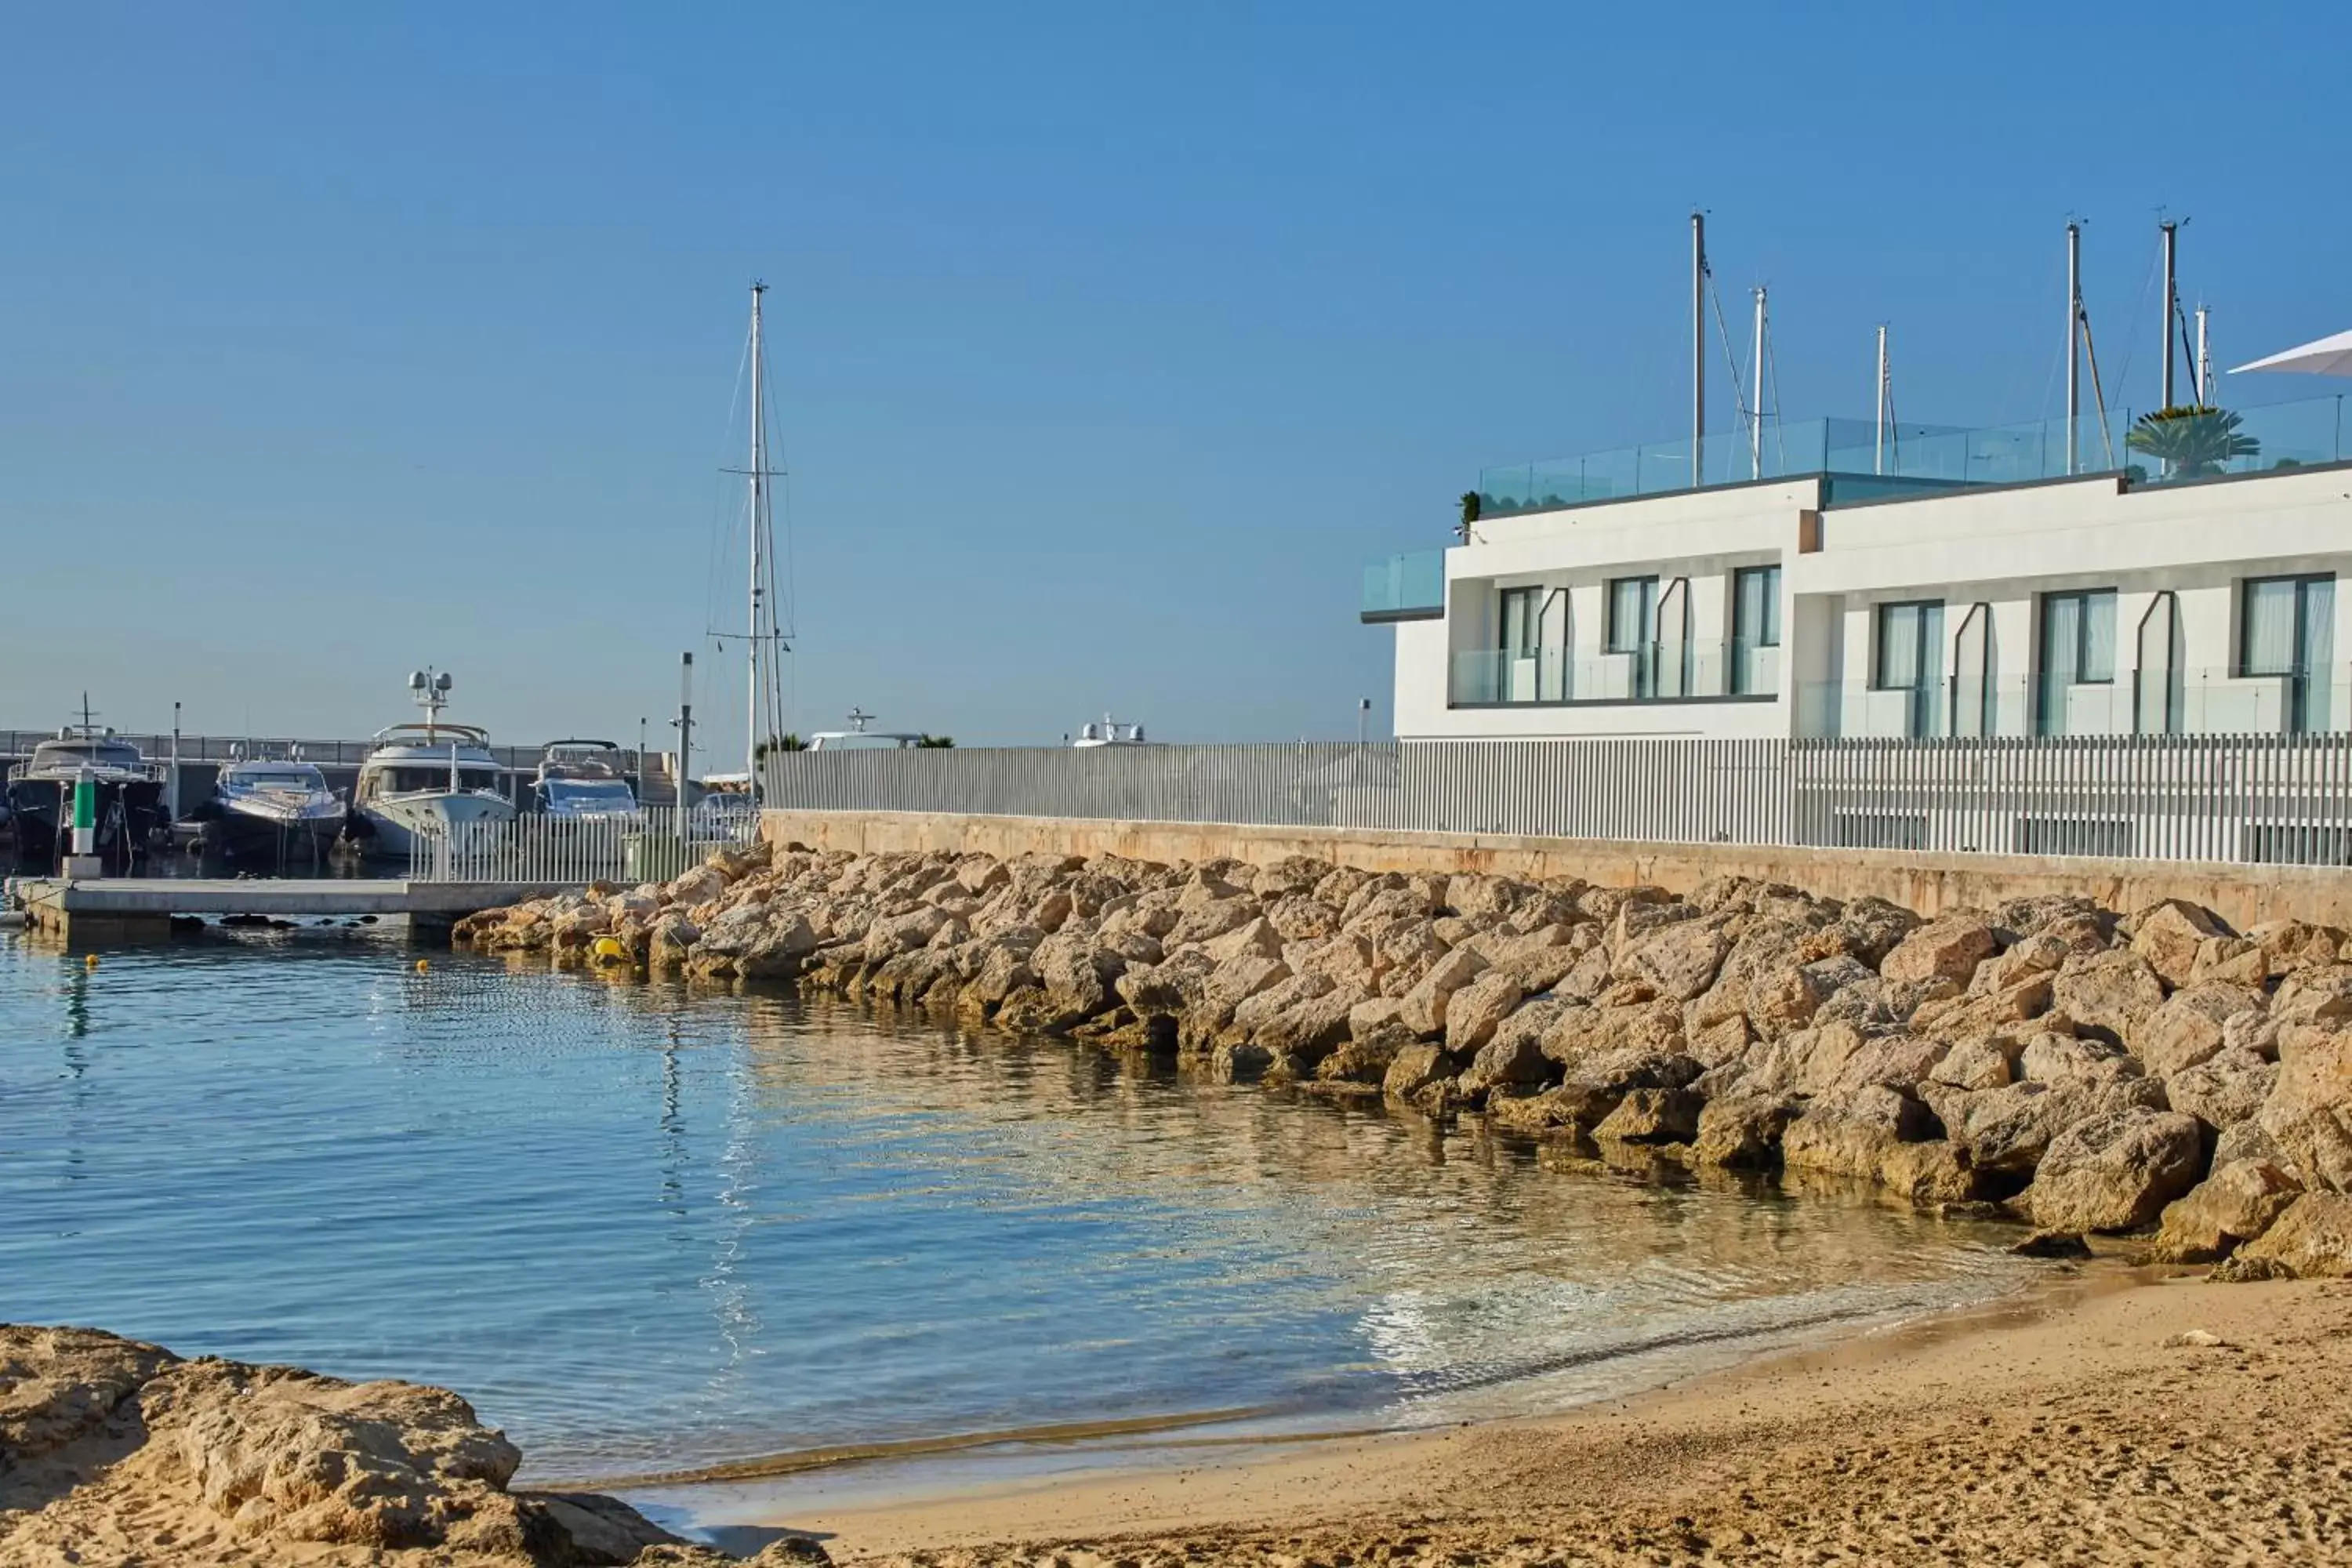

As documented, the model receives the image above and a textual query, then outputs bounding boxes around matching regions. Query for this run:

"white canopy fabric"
[2232,328,2352,377]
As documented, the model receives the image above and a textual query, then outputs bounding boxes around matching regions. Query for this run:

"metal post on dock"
[676,652,694,855]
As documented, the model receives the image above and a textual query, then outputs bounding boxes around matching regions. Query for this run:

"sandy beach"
[769,1266,2352,1567]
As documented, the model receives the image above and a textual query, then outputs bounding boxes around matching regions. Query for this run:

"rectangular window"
[1874,600,1945,738]
[2241,574,2336,733]
[1732,565,1781,648]
[1606,576,1657,654]
[2035,588,2118,736]
[1497,586,1541,655]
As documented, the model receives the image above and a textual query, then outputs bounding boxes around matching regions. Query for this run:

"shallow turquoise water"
[0,929,2025,1482]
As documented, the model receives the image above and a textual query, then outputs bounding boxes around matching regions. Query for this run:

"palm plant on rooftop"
[2125,405,2260,477]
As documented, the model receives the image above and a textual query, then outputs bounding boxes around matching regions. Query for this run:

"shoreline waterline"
[590,1281,1998,1494]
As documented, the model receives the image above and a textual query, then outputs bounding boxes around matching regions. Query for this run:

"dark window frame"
[1732,564,1782,649]
[1871,599,1944,692]
[2238,573,2333,677]
[2038,587,2118,687]
[1605,575,1658,655]
[1497,585,1542,656]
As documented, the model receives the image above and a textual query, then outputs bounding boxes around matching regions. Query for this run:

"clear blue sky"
[5,2,2347,753]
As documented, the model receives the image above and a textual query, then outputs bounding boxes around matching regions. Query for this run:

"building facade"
[1363,402,2352,744]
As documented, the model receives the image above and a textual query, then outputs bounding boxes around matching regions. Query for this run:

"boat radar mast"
[406,668,456,732]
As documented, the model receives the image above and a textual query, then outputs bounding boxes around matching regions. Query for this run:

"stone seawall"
[457,841,2352,1276]
[757,809,2352,934]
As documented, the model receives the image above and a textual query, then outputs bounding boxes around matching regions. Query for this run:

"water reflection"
[0,935,2027,1481]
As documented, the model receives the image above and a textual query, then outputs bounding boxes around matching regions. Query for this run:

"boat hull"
[202,804,349,870]
[5,778,167,873]
[358,791,517,858]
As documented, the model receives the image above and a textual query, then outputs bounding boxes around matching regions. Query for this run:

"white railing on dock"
[407,806,758,884]
[764,735,2352,869]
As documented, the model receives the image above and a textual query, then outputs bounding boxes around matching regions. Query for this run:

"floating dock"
[6,878,573,944]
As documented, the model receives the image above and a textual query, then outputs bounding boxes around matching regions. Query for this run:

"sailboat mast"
[747,281,767,790]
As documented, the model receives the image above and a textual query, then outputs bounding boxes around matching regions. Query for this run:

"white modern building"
[1364,397,2352,743]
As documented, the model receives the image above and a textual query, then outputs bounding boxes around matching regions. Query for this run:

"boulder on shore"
[0,1323,818,1566]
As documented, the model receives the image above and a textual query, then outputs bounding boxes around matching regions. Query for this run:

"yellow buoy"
[591,935,630,965]
[84,953,100,968]
[415,958,430,973]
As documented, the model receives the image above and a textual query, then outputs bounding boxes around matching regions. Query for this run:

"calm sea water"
[0,929,2025,1485]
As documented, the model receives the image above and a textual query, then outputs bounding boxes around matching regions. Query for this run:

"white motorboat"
[5,706,169,871]
[194,751,347,868]
[350,670,516,857]
[533,739,642,821]
[1071,713,1149,747]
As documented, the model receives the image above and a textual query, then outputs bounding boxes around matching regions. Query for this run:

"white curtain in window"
[2245,579,2299,674]
[2082,592,2117,682]
[2299,580,2335,676]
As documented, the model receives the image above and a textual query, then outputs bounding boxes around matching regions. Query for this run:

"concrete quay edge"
[759,809,2352,932]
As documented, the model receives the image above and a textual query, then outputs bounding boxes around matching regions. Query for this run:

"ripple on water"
[0,933,2029,1479]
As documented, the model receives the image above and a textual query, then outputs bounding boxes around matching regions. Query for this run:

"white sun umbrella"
[2232,328,2352,377]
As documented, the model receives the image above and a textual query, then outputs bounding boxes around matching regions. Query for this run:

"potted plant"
[2124,405,2260,477]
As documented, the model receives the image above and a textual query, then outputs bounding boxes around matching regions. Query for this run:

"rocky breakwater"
[0,1323,823,1566]
[458,845,2352,1276]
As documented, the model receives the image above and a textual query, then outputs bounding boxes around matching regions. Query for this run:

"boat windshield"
[231,767,325,790]
[376,766,501,794]
[34,742,144,771]
[546,779,636,808]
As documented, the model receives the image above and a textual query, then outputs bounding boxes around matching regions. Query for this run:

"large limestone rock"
[2027,1107,2204,1232]
[2272,965,2352,1028]
[1613,918,1732,1001]
[1443,968,1526,1055]
[1541,996,1683,1069]
[1746,954,1875,1038]
[1458,1025,1552,1097]
[0,1326,728,1562]
[1396,946,1490,1037]
[2154,1158,2302,1262]
[2228,1192,2352,1277]
[2050,949,2168,1046]
[1687,1093,1801,1167]
[2130,898,2232,989]
[2256,1024,2352,1192]
[1953,1074,2169,1175]
[1381,1041,1461,1101]
[1592,1086,1703,1144]
[1879,913,1998,987]
[2135,982,2267,1077]
[1781,1086,1974,1203]
[1544,1046,1704,1131]
[2165,1048,2278,1134]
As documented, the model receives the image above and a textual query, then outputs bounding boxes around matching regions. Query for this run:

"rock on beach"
[0,1323,825,1566]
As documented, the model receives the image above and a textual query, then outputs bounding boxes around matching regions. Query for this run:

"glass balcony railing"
[1361,550,1445,621]
[1795,665,2352,739]
[1450,641,1780,706]
[1472,395,2351,519]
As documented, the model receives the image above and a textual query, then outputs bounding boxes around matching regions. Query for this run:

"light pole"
[637,717,647,804]
[169,702,183,823]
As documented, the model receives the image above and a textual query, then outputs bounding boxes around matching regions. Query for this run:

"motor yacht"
[532,740,642,821]
[350,670,516,856]
[191,751,347,869]
[4,706,168,872]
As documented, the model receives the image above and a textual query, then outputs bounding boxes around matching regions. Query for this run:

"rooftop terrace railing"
[1472,394,2352,519]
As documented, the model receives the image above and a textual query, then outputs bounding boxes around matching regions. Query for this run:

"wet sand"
[750,1268,2352,1566]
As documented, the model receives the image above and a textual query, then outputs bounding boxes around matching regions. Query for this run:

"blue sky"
[4,2,2348,754]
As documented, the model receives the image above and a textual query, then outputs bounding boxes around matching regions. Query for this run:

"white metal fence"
[764,735,2352,869]
[407,806,759,884]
